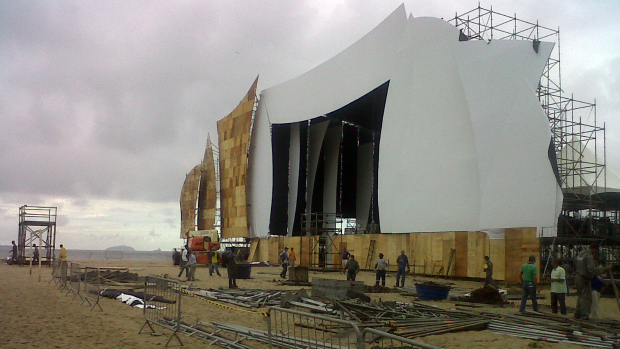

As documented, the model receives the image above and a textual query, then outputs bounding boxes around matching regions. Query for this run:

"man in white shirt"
[550,258,567,315]
[375,253,389,286]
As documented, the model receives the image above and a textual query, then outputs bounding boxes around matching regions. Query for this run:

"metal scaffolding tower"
[18,205,57,265]
[450,5,615,262]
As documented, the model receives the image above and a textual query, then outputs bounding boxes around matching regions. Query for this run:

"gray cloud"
[1,0,619,249]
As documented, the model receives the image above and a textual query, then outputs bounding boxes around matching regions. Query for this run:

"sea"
[0,245,172,262]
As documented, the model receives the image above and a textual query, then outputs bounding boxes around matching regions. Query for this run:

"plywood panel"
[489,239,505,280]
[217,77,258,238]
[198,135,217,230]
[454,232,468,277]
[180,164,202,238]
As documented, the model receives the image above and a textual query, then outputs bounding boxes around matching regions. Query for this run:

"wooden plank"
[248,238,259,262]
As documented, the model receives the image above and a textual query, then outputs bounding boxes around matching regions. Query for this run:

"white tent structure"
[246,5,563,238]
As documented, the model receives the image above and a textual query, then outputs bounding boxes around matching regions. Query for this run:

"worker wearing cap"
[574,244,611,320]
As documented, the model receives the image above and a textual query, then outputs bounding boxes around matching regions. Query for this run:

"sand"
[1,259,618,348]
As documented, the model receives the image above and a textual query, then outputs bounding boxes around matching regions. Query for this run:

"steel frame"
[18,205,57,265]
[450,6,612,242]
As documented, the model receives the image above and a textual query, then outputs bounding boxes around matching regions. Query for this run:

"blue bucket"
[415,283,450,301]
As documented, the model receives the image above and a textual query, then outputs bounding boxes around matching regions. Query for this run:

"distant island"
[106,245,136,252]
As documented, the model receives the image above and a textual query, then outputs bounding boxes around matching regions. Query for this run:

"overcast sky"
[1,1,618,251]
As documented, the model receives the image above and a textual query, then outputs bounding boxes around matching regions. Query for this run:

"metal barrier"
[81,267,103,311]
[68,262,82,299]
[268,306,363,349]
[59,261,69,291]
[361,328,443,349]
[139,276,183,347]
[49,258,61,284]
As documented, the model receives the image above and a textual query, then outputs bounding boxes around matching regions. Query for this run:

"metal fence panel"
[59,261,68,290]
[361,328,443,349]
[139,276,183,347]
[81,267,103,311]
[268,306,363,349]
[68,262,82,299]
[49,258,61,284]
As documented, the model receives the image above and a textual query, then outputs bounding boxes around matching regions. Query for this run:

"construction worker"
[186,251,197,281]
[224,251,238,289]
[343,255,360,281]
[484,256,498,288]
[60,244,67,261]
[550,258,567,315]
[289,248,297,267]
[395,250,410,287]
[375,253,388,286]
[519,255,539,313]
[574,244,611,320]
[279,247,289,278]
[341,248,350,269]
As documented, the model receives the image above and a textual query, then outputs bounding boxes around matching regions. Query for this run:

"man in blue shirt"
[395,250,410,287]
[341,248,350,269]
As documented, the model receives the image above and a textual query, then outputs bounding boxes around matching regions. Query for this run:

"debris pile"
[469,286,507,304]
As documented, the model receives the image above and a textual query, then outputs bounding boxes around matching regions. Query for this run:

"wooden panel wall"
[217,77,258,238]
[179,164,201,238]
[250,229,539,281]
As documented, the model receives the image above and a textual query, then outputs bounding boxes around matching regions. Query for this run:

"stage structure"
[178,4,619,272]
[448,5,618,264]
[18,205,57,265]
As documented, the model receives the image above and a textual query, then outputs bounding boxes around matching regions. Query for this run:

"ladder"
[365,240,376,270]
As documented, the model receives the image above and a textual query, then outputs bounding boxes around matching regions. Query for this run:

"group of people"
[175,246,240,288]
[8,241,66,265]
[483,243,611,321]
[341,248,411,287]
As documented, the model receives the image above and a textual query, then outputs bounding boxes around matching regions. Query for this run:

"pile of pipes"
[487,311,620,348]
[186,288,286,308]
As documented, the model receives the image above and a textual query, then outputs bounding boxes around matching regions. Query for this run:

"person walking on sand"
[289,248,297,267]
[279,247,289,279]
[186,251,197,281]
[209,248,221,276]
[550,258,567,315]
[484,256,498,288]
[224,251,238,289]
[395,250,410,287]
[519,255,539,313]
[177,247,191,278]
[344,255,360,281]
[375,253,388,286]
[574,244,611,320]
[11,240,17,265]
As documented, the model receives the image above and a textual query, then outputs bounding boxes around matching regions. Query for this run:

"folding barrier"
[68,262,82,300]
[81,267,103,311]
[139,276,183,347]
[49,258,61,285]
[59,261,69,291]
[267,306,363,349]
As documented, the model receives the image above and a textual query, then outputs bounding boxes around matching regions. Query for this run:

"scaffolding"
[450,6,616,261]
[299,212,344,269]
[18,205,57,265]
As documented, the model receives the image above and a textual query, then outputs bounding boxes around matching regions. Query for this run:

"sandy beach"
[1,259,618,349]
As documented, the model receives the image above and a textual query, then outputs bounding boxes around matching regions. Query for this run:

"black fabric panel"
[269,124,290,236]
[340,123,358,218]
[311,147,325,215]
[326,81,389,133]
[292,121,309,236]
[371,134,381,233]
[548,137,562,187]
